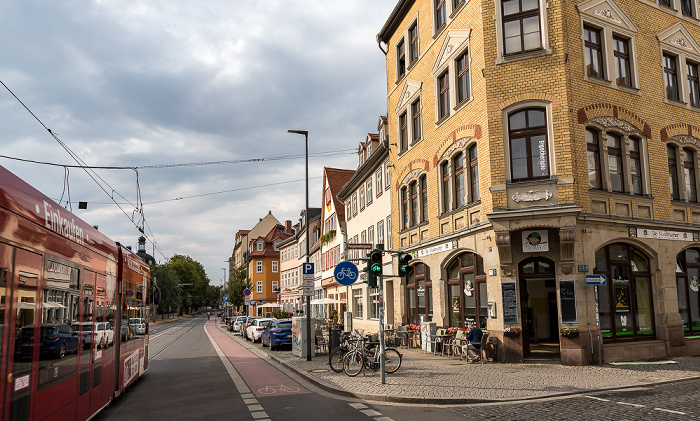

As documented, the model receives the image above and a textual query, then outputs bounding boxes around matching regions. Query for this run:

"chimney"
[285,220,292,232]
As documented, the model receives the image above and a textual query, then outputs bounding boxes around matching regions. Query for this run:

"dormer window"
[257,241,264,251]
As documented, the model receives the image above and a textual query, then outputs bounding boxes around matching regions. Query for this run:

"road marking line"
[375,418,394,421]
[349,403,368,409]
[204,324,250,395]
[361,409,382,417]
[654,408,687,415]
[584,396,610,402]
[616,402,645,408]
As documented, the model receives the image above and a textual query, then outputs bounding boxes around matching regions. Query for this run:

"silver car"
[128,318,146,335]
[232,316,247,333]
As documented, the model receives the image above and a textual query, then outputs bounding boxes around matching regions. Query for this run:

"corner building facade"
[379,0,700,364]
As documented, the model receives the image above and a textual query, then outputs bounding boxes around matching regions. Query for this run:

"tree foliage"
[152,254,212,315]
[150,263,182,315]
[226,265,249,309]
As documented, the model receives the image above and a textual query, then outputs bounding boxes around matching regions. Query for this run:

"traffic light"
[398,252,413,277]
[367,249,382,288]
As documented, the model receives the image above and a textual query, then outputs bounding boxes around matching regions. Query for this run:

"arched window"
[594,243,654,341]
[406,262,431,325]
[508,108,548,181]
[446,253,487,328]
[676,248,700,336]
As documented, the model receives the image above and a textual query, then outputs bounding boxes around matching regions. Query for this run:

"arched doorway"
[518,257,558,359]
[446,252,487,329]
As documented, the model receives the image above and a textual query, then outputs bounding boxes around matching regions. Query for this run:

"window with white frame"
[385,161,391,190]
[495,0,550,62]
[396,79,422,154]
[272,281,279,292]
[432,0,466,35]
[256,260,263,273]
[272,261,278,273]
[353,288,363,318]
[657,0,700,19]
[346,201,352,221]
[366,179,373,205]
[352,193,358,216]
[256,281,263,293]
[387,215,392,248]
[376,168,383,197]
[257,241,263,251]
[394,15,419,83]
[668,139,700,202]
[369,288,380,319]
[578,1,639,92]
[658,23,700,110]
[503,104,553,182]
[377,220,385,246]
[585,119,649,195]
[360,186,366,210]
[432,29,472,125]
[368,226,374,246]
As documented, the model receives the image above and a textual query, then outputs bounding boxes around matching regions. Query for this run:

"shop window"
[593,244,654,341]
[676,248,700,336]
[406,262,432,325]
[447,252,487,329]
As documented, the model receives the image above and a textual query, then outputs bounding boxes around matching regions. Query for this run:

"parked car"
[128,318,146,335]
[241,317,258,340]
[232,316,247,333]
[261,319,293,350]
[16,324,80,359]
[246,318,274,343]
[109,319,133,341]
[227,317,236,331]
[73,321,114,348]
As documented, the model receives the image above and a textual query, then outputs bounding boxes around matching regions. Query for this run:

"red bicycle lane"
[206,321,310,398]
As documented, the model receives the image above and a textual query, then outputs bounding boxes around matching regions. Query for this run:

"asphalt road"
[95,316,700,421]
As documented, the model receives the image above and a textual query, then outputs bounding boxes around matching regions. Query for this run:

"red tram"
[0,165,151,420]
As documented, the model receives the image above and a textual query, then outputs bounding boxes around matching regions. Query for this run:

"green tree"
[150,263,182,317]
[227,265,249,309]
[168,254,210,313]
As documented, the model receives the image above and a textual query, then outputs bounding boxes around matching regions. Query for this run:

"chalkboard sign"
[559,280,578,323]
[501,282,518,324]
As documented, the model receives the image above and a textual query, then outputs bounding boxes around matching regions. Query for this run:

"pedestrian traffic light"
[367,249,382,288]
[398,252,413,277]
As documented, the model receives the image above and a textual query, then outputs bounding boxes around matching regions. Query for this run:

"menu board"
[501,282,518,324]
[559,280,578,323]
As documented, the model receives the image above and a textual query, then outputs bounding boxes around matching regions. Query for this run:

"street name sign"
[346,243,372,250]
[585,274,607,286]
[334,261,359,286]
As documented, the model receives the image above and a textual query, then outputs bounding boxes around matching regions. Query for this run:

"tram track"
[148,317,204,361]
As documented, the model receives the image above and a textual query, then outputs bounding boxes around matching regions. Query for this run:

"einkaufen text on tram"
[0,165,152,420]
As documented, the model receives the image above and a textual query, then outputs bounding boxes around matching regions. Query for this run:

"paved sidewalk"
[218,323,700,404]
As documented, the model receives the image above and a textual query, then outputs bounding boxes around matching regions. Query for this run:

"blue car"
[16,324,80,359]
[260,319,293,350]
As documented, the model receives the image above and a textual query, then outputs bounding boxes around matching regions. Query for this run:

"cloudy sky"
[0,1,395,284]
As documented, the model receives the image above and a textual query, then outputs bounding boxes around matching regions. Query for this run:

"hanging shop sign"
[522,230,549,252]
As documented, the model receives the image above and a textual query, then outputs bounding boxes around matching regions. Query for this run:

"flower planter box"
[503,331,520,337]
[561,332,579,338]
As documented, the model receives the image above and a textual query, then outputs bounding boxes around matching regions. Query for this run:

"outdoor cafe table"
[434,333,454,356]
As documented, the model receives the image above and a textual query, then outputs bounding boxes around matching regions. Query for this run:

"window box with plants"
[502,327,521,337]
[560,326,580,338]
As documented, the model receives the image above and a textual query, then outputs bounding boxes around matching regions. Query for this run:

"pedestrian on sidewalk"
[462,327,483,363]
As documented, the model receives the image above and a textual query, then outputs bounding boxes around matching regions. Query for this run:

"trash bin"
[329,329,341,351]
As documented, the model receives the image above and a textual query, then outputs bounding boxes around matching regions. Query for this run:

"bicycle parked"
[342,334,402,377]
[328,330,362,373]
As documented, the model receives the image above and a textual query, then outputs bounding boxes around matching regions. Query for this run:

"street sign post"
[302,262,314,296]
[585,274,607,286]
[334,261,359,286]
[243,288,252,296]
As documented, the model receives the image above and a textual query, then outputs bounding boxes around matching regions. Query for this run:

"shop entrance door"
[518,257,559,359]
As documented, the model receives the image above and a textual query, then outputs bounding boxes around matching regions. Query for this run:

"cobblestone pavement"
[220,324,700,404]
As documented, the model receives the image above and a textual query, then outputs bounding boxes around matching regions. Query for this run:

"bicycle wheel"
[328,347,347,373]
[383,348,402,373]
[343,351,364,377]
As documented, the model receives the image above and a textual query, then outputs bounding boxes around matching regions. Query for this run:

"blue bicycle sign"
[334,261,359,286]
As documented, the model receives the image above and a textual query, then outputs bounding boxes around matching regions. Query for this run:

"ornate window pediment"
[432,29,471,75]
[657,22,700,57]
[395,79,422,114]
[577,0,637,34]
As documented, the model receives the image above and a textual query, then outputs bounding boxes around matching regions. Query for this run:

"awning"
[310,298,345,305]
[259,302,281,308]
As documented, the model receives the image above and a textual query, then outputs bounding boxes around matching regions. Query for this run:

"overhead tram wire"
[0,79,158,257]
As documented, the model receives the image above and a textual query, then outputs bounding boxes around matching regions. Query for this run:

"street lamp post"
[288,129,311,361]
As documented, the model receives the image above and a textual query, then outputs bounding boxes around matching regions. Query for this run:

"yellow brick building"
[378,0,700,364]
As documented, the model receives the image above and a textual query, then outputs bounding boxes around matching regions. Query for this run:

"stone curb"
[217,324,700,405]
